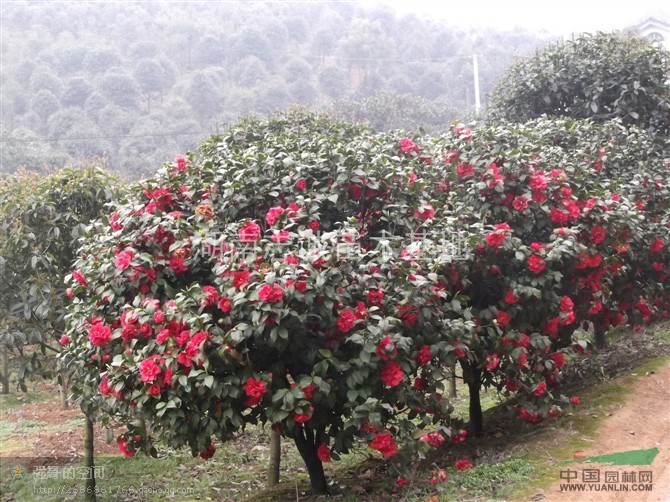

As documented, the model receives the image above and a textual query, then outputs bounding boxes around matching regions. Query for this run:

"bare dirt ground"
[0,383,118,471]
[541,362,670,502]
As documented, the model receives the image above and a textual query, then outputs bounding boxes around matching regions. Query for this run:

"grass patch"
[0,389,52,410]
[443,459,535,500]
[0,419,47,441]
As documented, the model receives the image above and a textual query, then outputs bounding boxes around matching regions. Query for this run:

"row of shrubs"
[57,109,668,492]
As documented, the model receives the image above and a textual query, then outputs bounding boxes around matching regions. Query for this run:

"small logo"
[9,464,27,480]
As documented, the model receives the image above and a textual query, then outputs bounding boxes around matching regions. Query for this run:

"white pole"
[473,54,481,115]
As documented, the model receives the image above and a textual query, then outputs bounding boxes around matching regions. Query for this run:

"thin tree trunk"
[292,427,328,495]
[594,322,607,349]
[1,349,9,395]
[267,427,281,487]
[449,364,457,398]
[84,413,96,501]
[461,361,483,435]
[59,368,68,409]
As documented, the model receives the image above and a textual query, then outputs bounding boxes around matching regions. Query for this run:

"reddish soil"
[0,382,119,471]
[541,362,670,502]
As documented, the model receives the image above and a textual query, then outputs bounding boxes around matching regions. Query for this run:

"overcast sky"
[368,0,669,37]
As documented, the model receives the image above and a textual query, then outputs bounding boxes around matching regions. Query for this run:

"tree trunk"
[448,364,457,398]
[84,413,96,501]
[1,349,9,395]
[461,362,483,435]
[267,427,281,487]
[292,427,328,495]
[59,368,68,409]
[594,322,607,349]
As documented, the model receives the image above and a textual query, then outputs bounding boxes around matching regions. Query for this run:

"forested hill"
[1,1,551,177]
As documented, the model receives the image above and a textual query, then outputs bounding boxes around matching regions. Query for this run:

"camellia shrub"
[488,32,670,138]
[62,112,668,494]
[0,167,117,391]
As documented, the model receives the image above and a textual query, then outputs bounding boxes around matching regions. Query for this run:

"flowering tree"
[437,116,669,430]
[62,111,668,494]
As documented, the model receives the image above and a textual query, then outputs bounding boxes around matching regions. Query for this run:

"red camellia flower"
[399,138,419,155]
[118,437,135,458]
[544,317,560,337]
[233,270,250,289]
[243,378,268,407]
[529,172,548,190]
[153,310,165,324]
[317,443,331,462]
[301,384,316,400]
[169,256,188,274]
[307,220,320,232]
[109,212,123,231]
[114,249,133,271]
[571,396,581,405]
[271,230,290,243]
[99,375,111,396]
[265,206,284,226]
[258,283,284,303]
[294,406,314,423]
[396,476,411,487]
[238,221,261,242]
[202,285,219,307]
[512,196,529,211]
[296,179,307,191]
[413,377,427,390]
[504,290,520,304]
[336,309,357,332]
[367,290,384,307]
[457,162,474,177]
[485,223,511,248]
[218,297,232,313]
[550,207,569,225]
[376,336,397,360]
[380,361,404,386]
[455,459,474,472]
[59,335,70,345]
[485,231,505,248]
[428,469,447,485]
[559,296,574,313]
[422,432,445,447]
[294,278,308,293]
[88,322,112,347]
[528,254,546,274]
[551,352,566,367]
[533,189,548,203]
[591,225,607,245]
[485,353,500,371]
[414,203,435,221]
[533,381,547,396]
[138,358,161,383]
[650,238,664,253]
[369,433,398,457]
[148,384,161,396]
[199,444,216,460]
[415,345,432,366]
[496,310,511,328]
[72,270,88,286]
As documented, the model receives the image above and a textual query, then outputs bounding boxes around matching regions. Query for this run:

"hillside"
[0,1,550,177]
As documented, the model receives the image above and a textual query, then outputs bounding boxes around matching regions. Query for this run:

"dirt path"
[541,362,670,502]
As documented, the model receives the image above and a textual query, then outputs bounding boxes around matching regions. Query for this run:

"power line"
[0,130,212,145]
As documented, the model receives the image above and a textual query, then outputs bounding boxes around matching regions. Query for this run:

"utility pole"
[473,54,481,115]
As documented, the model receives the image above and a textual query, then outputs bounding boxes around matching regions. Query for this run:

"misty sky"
[370,0,669,36]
